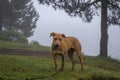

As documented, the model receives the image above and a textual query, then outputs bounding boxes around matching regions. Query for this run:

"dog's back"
[64,37,82,51]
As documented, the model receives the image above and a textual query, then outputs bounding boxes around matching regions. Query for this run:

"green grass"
[0,54,120,80]
[0,40,50,51]
[0,40,120,80]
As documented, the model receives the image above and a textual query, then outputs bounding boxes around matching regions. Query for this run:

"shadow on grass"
[0,77,3,80]
[90,75,120,80]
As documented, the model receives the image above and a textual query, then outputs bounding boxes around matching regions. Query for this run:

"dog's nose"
[55,44,59,48]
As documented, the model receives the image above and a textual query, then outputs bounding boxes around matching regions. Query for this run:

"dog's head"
[50,32,66,49]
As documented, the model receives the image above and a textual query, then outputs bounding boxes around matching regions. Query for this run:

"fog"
[29,1,120,59]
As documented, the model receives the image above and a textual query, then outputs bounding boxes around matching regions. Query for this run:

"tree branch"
[108,1,120,10]
[80,0,100,11]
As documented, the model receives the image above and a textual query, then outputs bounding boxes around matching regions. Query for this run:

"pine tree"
[0,0,11,31]
[0,0,39,37]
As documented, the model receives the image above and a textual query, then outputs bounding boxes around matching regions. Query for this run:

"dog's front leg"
[53,55,58,72]
[61,54,65,71]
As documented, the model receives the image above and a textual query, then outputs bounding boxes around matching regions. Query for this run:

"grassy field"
[0,40,50,51]
[0,54,120,80]
[0,40,120,80]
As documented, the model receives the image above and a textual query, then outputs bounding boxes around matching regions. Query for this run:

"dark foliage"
[0,30,28,43]
[0,0,39,37]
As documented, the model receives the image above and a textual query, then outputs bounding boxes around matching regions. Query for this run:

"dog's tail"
[82,52,85,64]
[82,56,85,64]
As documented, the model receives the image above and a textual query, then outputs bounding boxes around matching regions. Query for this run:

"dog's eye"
[59,38,62,41]
[54,38,57,40]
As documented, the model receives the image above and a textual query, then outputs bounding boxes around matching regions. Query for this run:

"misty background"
[28,1,120,59]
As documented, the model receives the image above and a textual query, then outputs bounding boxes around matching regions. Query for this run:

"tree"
[0,0,39,37]
[38,0,120,57]
[0,0,12,31]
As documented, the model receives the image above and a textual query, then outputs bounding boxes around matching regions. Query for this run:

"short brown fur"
[50,32,84,72]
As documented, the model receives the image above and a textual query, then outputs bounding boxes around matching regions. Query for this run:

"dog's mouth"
[54,47,60,50]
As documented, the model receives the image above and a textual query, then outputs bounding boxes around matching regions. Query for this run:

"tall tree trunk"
[100,0,108,57]
[0,21,2,31]
[0,15,2,31]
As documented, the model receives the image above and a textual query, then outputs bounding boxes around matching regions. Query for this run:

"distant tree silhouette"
[38,0,120,57]
[0,0,39,37]
[0,0,11,31]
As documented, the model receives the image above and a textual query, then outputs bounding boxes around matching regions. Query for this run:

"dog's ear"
[50,32,56,37]
[61,34,66,38]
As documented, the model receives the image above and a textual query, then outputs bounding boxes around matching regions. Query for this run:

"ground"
[0,40,120,80]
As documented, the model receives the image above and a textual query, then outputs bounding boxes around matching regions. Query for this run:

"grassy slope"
[0,54,120,80]
[0,40,50,51]
[0,40,120,80]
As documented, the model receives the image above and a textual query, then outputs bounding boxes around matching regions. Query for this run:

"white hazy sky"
[29,0,120,59]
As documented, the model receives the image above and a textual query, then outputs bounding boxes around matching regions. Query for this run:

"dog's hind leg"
[75,50,84,70]
[68,49,76,70]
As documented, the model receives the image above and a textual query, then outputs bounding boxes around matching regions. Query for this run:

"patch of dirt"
[0,48,52,57]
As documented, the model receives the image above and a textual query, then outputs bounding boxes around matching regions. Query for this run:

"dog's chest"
[53,49,63,55]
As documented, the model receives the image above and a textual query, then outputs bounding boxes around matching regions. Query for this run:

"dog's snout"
[55,44,59,48]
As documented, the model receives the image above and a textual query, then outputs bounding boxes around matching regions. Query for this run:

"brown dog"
[50,32,84,72]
